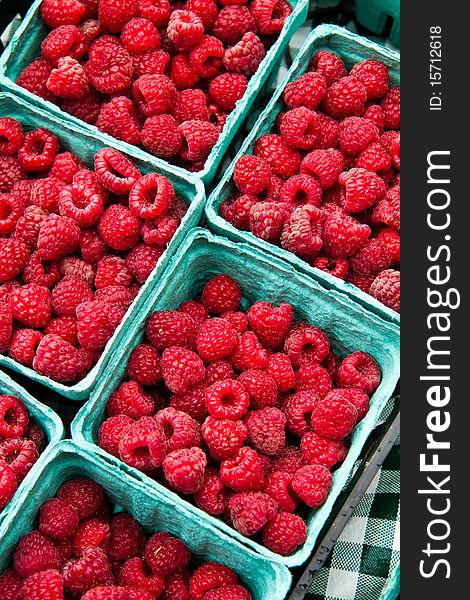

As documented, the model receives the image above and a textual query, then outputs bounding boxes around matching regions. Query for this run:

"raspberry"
[339,117,379,156]
[10,179,35,209]
[371,185,400,230]
[223,32,265,77]
[205,379,250,420]
[189,562,238,600]
[0,239,30,283]
[142,115,182,158]
[249,201,289,244]
[33,334,87,382]
[230,331,267,371]
[363,104,386,132]
[146,310,196,350]
[20,569,64,600]
[0,118,23,155]
[380,86,400,129]
[313,255,350,280]
[132,49,169,78]
[162,572,191,600]
[336,350,381,395]
[350,60,389,100]
[244,407,286,455]
[247,301,292,348]
[60,170,105,231]
[283,72,327,111]
[264,354,294,393]
[126,243,163,283]
[262,511,307,555]
[219,446,263,492]
[36,214,80,262]
[227,492,277,537]
[144,532,191,577]
[0,281,21,304]
[125,344,161,386]
[311,390,357,440]
[213,6,256,46]
[119,557,165,596]
[138,0,171,25]
[0,395,28,438]
[169,53,200,89]
[57,478,104,520]
[204,360,235,385]
[162,446,206,493]
[0,437,38,481]
[76,300,124,351]
[0,194,23,237]
[284,322,330,367]
[202,416,247,460]
[98,415,133,457]
[280,205,323,258]
[90,151,137,198]
[41,0,85,27]
[167,10,204,51]
[62,546,113,593]
[107,380,156,419]
[279,108,322,150]
[299,148,344,190]
[47,57,90,99]
[186,0,218,29]
[209,73,248,112]
[17,129,59,172]
[14,531,61,578]
[202,275,241,314]
[269,446,303,475]
[132,75,176,118]
[94,257,130,290]
[322,210,371,259]
[120,17,160,55]
[251,0,292,34]
[8,329,42,366]
[96,0,137,32]
[219,193,256,231]
[189,35,224,78]
[356,141,392,172]
[39,498,79,540]
[98,205,141,251]
[253,134,300,179]
[172,89,209,124]
[61,92,102,125]
[155,407,201,451]
[323,75,368,120]
[108,513,145,562]
[194,467,228,515]
[0,157,26,194]
[322,350,340,380]
[178,120,219,162]
[369,268,400,312]
[79,229,108,265]
[96,97,141,146]
[291,464,332,508]
[309,50,347,85]
[170,384,208,423]
[335,388,370,423]
[7,284,50,329]
[162,346,205,393]
[51,276,93,316]
[0,461,17,510]
[0,569,22,599]
[300,431,347,468]
[178,300,207,330]
[220,311,248,334]
[30,177,64,213]
[205,586,251,600]
[195,318,238,363]
[263,471,298,512]
[283,390,317,437]
[294,362,331,400]
[41,24,86,64]
[338,167,387,214]
[71,517,110,556]
[19,56,57,103]
[118,416,166,471]
[235,369,277,410]
[233,156,271,196]
[375,227,400,265]
[351,238,392,276]
[129,173,174,220]
[82,587,149,600]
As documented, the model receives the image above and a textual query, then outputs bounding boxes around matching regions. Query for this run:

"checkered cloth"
[306,438,400,600]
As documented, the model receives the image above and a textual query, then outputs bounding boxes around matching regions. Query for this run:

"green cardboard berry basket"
[205,25,400,326]
[0,0,309,186]
[355,0,400,48]
[0,369,63,528]
[71,228,400,568]
[0,92,205,400]
[0,440,292,599]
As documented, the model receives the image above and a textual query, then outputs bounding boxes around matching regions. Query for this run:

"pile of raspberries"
[16,0,294,171]
[0,394,44,513]
[0,117,187,384]
[219,51,400,312]
[0,477,253,599]
[98,274,382,556]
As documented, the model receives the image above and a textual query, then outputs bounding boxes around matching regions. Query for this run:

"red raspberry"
[51,276,93,316]
[370,268,400,312]
[323,75,368,119]
[167,10,204,51]
[126,344,162,386]
[227,492,277,536]
[186,0,218,29]
[61,92,102,125]
[0,156,26,194]
[202,275,241,314]
[0,302,13,352]
[247,301,292,349]
[237,369,278,409]
[336,388,370,422]
[265,353,294,393]
[283,72,327,111]
[8,284,51,329]
[371,185,400,230]
[219,446,264,492]
[262,511,307,555]
[213,6,256,45]
[178,120,219,162]
[92,149,139,196]
[0,569,22,599]
[323,210,371,259]
[219,193,257,231]
[72,517,109,556]
[8,329,43,366]
[249,201,290,244]
[356,141,392,172]
[300,431,347,468]
[59,257,94,287]
[204,359,235,384]
[172,89,209,124]
[336,350,382,395]
[294,362,332,399]
[62,546,113,593]
[338,168,387,213]
[254,134,300,179]
[313,255,350,280]
[0,118,23,155]
[179,300,208,329]
[33,334,88,382]
[233,156,271,196]
[30,177,65,213]
[189,562,238,600]
[230,331,267,371]
[82,587,150,600]
[279,108,322,151]
[98,204,141,251]
[119,557,165,597]
[309,49,347,85]
[144,532,190,577]
[283,391,317,437]
[263,471,298,512]
[205,379,249,420]
[79,230,109,265]
[280,205,323,258]
[147,310,196,350]
[76,300,124,351]
[322,350,340,381]
[0,239,30,283]
[132,75,176,117]
[171,384,208,423]
[41,24,87,64]
[163,446,207,493]
[205,586,251,600]
[120,17,160,55]
[14,531,61,578]
[17,57,56,103]
[142,115,182,158]
[57,478,104,520]
[47,57,89,99]
[129,173,174,220]
[155,407,201,451]
[0,437,38,481]
[380,86,400,129]
[363,104,386,132]
[351,238,392,276]
[0,194,23,236]
[95,257,131,290]
[119,416,166,471]
[138,0,171,25]
[202,416,247,460]
[300,148,344,189]
[39,497,79,540]
[0,461,17,510]
[96,97,142,146]
[220,311,248,334]
[375,227,400,265]
[291,464,332,508]
[244,407,286,455]
[284,322,330,367]
[17,129,59,172]
[194,467,228,515]
[126,243,163,283]
[339,117,379,156]
[108,513,145,562]
[97,0,137,32]
[133,48,170,78]
[24,422,45,452]
[350,60,389,100]
[107,380,156,419]
[20,569,64,600]
[141,214,180,247]
[196,318,238,362]
[269,446,303,475]
[223,32,265,77]
[311,390,357,440]
[169,53,200,89]
[37,214,80,261]
[162,572,191,600]
[209,73,248,112]
[189,35,224,78]
[251,0,292,35]
[41,0,85,27]
[14,205,47,249]
[162,346,205,393]
[98,415,133,457]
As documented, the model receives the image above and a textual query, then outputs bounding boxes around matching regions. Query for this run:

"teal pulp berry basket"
[72,228,400,568]
[355,0,400,48]
[0,0,309,186]
[205,25,400,326]
[0,92,205,400]
[0,440,292,599]
[0,369,64,528]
